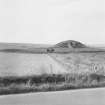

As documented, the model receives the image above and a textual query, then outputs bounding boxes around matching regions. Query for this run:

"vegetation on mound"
[55,40,86,48]
[0,73,105,95]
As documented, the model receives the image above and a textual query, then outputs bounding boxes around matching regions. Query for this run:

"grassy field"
[0,41,105,95]
[0,73,105,95]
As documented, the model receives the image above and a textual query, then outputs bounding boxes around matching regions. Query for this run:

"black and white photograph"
[0,0,105,105]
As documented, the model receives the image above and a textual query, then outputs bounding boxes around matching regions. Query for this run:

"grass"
[0,73,105,95]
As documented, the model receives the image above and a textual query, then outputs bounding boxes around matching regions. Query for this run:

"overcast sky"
[0,0,104,45]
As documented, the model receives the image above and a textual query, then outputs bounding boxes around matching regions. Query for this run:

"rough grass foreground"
[0,73,105,95]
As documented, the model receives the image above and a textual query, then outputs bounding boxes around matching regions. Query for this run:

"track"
[47,54,72,71]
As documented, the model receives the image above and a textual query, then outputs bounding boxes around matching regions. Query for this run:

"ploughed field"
[0,51,105,95]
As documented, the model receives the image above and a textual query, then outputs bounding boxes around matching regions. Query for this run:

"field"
[0,41,105,95]
[0,50,105,95]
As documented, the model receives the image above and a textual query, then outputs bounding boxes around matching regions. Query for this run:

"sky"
[0,0,104,45]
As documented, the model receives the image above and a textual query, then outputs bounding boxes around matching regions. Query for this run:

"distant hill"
[0,42,52,49]
[54,40,87,48]
[0,40,105,54]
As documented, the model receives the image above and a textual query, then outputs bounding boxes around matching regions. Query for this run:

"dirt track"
[0,87,105,105]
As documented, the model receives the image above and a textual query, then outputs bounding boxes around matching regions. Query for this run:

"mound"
[54,40,86,48]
